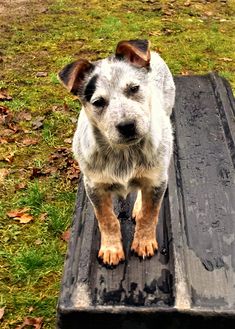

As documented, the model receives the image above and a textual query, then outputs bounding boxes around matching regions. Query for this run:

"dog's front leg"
[85,182,125,266]
[131,181,166,258]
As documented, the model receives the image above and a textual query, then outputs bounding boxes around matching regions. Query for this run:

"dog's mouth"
[116,136,143,146]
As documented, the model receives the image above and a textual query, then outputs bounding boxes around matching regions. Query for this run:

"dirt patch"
[0,0,49,19]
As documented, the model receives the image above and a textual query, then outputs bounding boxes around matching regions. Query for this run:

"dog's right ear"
[58,59,94,95]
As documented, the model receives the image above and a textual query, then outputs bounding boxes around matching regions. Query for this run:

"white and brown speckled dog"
[58,40,175,266]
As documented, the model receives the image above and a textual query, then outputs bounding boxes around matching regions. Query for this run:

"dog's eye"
[129,85,139,93]
[92,97,106,108]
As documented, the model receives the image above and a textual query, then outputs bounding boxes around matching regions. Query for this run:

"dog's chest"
[87,141,162,187]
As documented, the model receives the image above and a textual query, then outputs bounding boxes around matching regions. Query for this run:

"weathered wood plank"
[57,74,235,328]
[172,73,235,309]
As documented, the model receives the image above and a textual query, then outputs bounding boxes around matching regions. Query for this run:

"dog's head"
[59,40,154,146]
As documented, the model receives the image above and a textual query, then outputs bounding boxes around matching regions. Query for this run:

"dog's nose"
[116,121,136,138]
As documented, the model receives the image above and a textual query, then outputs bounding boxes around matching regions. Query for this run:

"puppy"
[58,40,175,266]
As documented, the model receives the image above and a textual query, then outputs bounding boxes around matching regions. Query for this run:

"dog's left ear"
[58,59,94,95]
[115,39,151,68]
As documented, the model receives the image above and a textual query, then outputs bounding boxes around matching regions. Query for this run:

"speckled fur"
[59,41,175,265]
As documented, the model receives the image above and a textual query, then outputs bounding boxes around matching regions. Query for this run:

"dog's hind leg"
[85,182,125,266]
[131,181,167,258]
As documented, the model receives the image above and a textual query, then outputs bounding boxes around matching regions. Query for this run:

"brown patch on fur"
[116,39,150,68]
[94,193,125,265]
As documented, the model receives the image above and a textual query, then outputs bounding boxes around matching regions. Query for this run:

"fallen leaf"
[43,166,57,175]
[0,105,9,115]
[14,213,33,224]
[181,70,190,76]
[148,31,162,36]
[218,57,233,62]
[39,213,47,221]
[18,111,32,121]
[28,306,34,313]
[184,0,191,6]
[0,90,12,101]
[22,137,39,146]
[16,316,43,329]
[35,239,42,245]
[64,138,72,144]
[61,229,71,242]
[0,168,9,183]
[36,71,48,77]
[1,128,14,136]
[7,207,30,218]
[29,167,46,179]
[70,117,77,123]
[32,116,45,130]
[15,182,27,190]
[205,11,213,17]
[7,207,33,224]
[0,137,8,144]
[4,152,15,163]
[0,307,5,320]
[0,136,15,143]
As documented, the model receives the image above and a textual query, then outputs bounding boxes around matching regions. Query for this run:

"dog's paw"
[131,237,158,258]
[98,243,125,266]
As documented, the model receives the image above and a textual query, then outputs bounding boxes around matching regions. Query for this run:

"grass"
[0,0,234,327]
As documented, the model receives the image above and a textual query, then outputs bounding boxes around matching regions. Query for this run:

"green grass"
[0,0,234,327]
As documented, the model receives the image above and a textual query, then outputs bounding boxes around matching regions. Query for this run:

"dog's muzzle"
[114,120,143,145]
[116,120,136,139]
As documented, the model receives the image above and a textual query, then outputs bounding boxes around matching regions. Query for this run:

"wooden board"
[57,73,235,329]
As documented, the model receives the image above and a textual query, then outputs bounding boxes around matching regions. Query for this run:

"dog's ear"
[58,59,94,95]
[115,39,151,68]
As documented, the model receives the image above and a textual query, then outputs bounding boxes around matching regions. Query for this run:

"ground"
[0,0,234,328]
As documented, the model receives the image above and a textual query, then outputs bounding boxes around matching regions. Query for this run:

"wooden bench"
[57,73,235,329]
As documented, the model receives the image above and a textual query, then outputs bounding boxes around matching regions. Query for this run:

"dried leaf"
[184,0,191,6]
[70,117,77,123]
[148,31,162,36]
[7,207,30,218]
[7,207,33,224]
[22,138,39,146]
[36,71,48,77]
[32,116,45,130]
[4,152,15,163]
[205,11,213,17]
[0,105,9,115]
[0,136,15,143]
[14,214,33,224]
[218,57,233,62]
[18,111,32,121]
[1,128,14,136]
[61,229,71,242]
[39,213,47,221]
[0,90,12,101]
[181,70,190,76]
[0,168,9,183]
[34,239,42,245]
[29,167,46,179]
[0,307,5,320]
[15,182,27,190]
[16,316,43,329]
[0,137,9,144]
[64,138,72,144]
[28,306,34,313]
